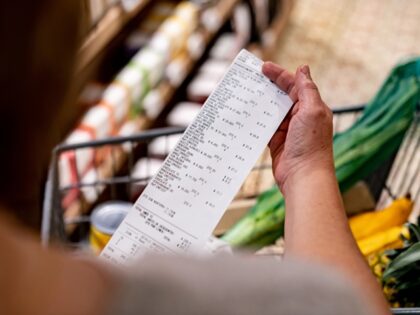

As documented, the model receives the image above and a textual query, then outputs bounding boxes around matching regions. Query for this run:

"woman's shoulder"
[107,254,371,315]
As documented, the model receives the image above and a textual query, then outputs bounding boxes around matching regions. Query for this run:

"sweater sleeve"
[106,254,372,315]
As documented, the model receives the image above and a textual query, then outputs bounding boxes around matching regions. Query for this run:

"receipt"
[101,50,293,264]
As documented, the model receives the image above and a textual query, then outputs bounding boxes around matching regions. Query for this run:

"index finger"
[262,62,297,102]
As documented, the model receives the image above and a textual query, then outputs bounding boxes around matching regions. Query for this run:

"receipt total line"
[125,222,177,254]
[135,204,199,240]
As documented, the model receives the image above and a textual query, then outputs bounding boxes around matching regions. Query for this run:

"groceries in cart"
[89,201,132,254]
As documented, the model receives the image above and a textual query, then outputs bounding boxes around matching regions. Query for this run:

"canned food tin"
[89,201,132,254]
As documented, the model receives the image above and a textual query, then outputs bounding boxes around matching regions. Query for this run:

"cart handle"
[54,126,186,152]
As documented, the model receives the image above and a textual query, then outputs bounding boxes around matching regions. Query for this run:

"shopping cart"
[41,105,419,313]
[42,105,419,244]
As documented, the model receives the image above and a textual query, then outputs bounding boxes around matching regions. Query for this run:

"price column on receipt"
[101,49,293,264]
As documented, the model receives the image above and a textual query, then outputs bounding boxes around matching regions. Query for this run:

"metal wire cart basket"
[41,105,420,314]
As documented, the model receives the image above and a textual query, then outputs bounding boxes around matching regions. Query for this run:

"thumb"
[295,65,322,106]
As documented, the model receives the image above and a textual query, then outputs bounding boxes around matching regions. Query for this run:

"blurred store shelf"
[77,0,152,74]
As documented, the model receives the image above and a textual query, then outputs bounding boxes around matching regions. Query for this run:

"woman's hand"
[262,63,392,315]
[262,63,334,192]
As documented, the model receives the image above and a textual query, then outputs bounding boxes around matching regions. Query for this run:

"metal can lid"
[91,201,132,235]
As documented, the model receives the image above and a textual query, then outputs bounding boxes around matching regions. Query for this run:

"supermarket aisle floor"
[275,0,420,107]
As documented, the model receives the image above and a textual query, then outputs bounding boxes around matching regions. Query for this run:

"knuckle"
[278,71,293,91]
[308,106,329,120]
[325,106,333,119]
[308,107,323,117]
[279,70,291,81]
[302,80,318,91]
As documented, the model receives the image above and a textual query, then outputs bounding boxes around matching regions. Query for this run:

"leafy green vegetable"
[381,228,420,306]
[383,242,420,281]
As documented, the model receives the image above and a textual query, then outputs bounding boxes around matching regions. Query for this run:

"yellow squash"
[349,196,413,241]
[357,225,408,256]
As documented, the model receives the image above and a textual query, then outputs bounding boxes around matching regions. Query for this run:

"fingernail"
[300,65,310,77]
[263,61,274,70]
[262,62,270,72]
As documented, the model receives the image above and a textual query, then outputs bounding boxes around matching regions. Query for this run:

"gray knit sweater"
[105,254,371,315]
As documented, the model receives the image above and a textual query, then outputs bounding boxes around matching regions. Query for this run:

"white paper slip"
[101,49,293,265]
